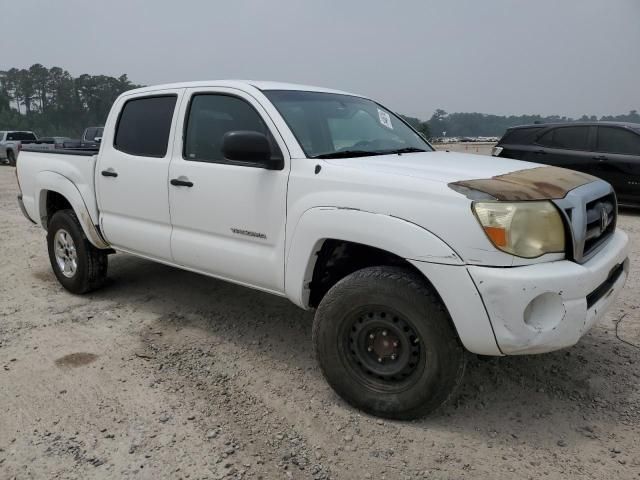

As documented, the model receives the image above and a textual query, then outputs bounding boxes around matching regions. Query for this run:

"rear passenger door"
[528,126,597,176]
[96,91,182,260]
[593,126,640,203]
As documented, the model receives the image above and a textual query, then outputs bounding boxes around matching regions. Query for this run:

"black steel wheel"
[342,307,424,391]
[313,266,466,419]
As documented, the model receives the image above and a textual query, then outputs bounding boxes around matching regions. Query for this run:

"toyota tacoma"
[16,81,630,419]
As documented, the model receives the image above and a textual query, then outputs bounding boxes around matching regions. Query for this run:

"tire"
[47,209,108,294]
[313,266,466,420]
[7,150,16,166]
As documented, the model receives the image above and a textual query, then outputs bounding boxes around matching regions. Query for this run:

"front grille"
[583,193,616,258]
[554,182,617,264]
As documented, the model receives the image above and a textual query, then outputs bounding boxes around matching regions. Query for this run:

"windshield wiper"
[379,147,428,155]
[312,150,387,159]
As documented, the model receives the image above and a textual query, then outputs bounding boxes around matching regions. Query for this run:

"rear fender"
[35,171,110,249]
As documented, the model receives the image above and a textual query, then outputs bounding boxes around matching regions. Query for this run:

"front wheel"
[312,266,466,419]
[47,209,108,294]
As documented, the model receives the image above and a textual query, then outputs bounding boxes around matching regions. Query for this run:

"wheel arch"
[284,207,462,309]
[35,171,110,249]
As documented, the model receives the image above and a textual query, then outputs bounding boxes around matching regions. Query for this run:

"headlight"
[472,201,565,258]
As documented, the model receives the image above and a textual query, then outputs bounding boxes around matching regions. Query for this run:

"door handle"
[535,149,547,155]
[101,169,118,177]
[592,155,607,162]
[170,178,194,187]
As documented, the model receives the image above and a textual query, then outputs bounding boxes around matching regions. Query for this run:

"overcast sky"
[4,0,639,119]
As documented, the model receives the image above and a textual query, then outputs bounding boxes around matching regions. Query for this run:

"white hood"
[329,151,539,185]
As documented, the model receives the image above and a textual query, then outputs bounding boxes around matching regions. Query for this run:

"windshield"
[263,90,432,158]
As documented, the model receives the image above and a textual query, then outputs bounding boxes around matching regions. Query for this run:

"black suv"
[493,122,640,205]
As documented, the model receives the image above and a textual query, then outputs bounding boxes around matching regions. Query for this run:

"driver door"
[168,87,290,293]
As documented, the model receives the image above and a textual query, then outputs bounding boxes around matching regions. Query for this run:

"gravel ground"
[1,165,639,479]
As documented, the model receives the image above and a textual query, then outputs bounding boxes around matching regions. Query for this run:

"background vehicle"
[0,131,38,165]
[80,126,104,148]
[43,136,75,148]
[15,81,630,419]
[493,122,640,205]
[23,136,76,152]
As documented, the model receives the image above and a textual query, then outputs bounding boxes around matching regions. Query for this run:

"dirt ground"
[1,165,639,480]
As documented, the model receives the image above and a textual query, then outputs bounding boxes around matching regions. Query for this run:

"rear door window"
[596,127,640,155]
[114,95,177,157]
[537,126,590,150]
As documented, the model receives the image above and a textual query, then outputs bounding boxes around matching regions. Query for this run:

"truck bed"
[17,148,101,228]
[21,146,99,156]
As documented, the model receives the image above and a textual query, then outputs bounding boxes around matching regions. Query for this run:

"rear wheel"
[313,266,466,419]
[47,209,108,294]
[7,150,16,166]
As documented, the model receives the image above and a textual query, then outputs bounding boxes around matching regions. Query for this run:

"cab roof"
[122,80,364,98]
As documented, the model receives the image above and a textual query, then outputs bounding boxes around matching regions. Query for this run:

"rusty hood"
[448,165,598,201]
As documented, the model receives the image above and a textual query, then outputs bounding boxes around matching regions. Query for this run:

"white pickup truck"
[16,81,630,419]
[0,130,38,165]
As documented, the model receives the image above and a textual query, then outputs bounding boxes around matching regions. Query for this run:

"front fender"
[35,171,110,249]
[284,207,462,308]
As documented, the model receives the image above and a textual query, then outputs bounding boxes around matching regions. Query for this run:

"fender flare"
[35,171,110,249]
[284,207,462,309]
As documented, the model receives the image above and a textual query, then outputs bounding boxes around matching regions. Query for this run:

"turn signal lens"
[483,226,507,247]
[472,201,565,258]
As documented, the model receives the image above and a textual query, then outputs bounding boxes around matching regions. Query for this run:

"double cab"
[16,81,630,419]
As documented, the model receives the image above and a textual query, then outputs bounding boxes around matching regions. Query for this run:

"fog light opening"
[523,292,566,332]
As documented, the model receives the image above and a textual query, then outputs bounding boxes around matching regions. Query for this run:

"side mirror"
[222,130,283,170]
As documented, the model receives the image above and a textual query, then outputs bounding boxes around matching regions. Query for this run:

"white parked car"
[16,81,630,419]
[0,130,38,165]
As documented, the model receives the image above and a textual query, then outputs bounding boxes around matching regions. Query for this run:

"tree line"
[424,109,640,138]
[0,64,140,137]
[1,64,638,139]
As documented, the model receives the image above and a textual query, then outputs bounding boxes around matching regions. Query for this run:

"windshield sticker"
[378,109,393,129]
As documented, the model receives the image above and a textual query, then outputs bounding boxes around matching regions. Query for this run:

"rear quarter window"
[500,127,543,145]
[114,95,177,157]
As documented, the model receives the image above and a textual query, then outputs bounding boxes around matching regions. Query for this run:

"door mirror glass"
[222,130,282,169]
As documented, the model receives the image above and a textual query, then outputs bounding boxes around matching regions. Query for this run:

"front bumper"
[468,229,630,354]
